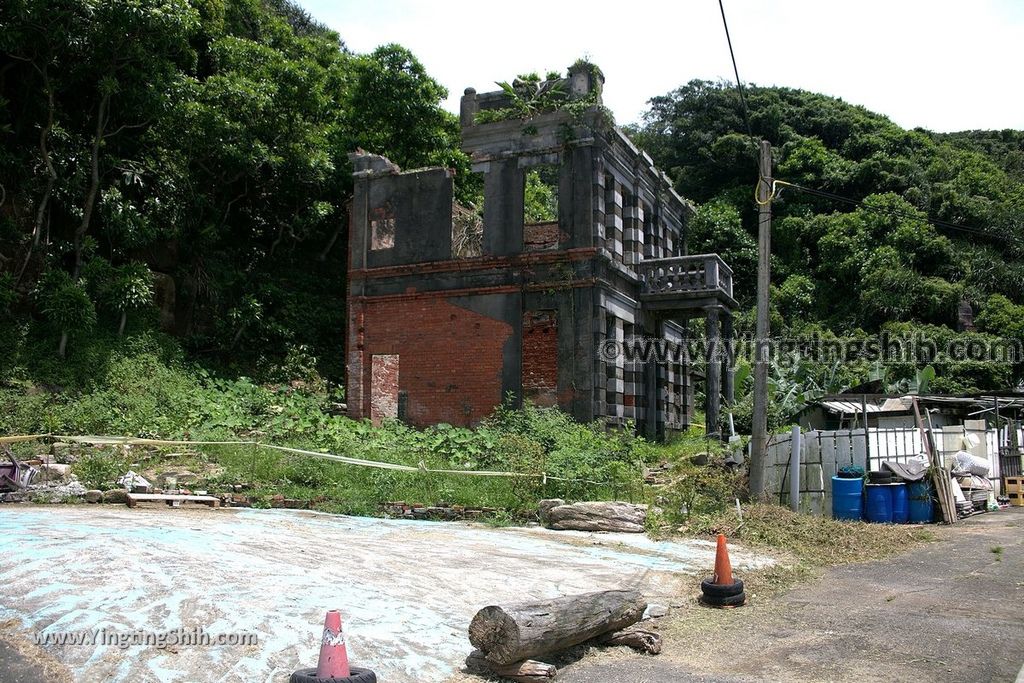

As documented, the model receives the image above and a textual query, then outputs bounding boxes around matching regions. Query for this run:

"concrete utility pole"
[748,140,772,499]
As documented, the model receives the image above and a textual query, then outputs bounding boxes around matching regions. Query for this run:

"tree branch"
[103,119,151,139]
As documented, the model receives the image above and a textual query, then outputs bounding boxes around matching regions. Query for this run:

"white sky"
[298,0,1024,133]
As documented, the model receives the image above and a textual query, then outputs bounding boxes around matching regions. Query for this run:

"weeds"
[1,349,676,518]
[72,450,133,490]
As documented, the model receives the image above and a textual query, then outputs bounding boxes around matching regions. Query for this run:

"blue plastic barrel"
[908,481,934,523]
[865,484,892,523]
[890,483,909,523]
[831,476,864,521]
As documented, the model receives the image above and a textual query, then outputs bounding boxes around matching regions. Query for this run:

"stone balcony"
[637,254,737,311]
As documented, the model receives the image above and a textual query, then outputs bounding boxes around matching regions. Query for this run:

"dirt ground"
[0,504,773,682]
[557,507,1024,683]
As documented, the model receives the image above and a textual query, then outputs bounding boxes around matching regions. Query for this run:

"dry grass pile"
[684,503,935,567]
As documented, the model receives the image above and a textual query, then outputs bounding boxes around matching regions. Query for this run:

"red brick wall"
[522,311,558,406]
[351,296,511,426]
[524,221,563,251]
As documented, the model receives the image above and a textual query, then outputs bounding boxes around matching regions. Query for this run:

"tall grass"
[4,347,657,518]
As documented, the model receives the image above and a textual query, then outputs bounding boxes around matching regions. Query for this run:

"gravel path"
[562,508,1024,682]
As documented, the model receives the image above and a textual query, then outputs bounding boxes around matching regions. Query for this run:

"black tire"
[868,471,891,483]
[700,592,746,608]
[700,578,744,598]
[289,667,377,683]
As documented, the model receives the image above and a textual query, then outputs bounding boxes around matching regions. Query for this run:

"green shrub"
[73,450,132,490]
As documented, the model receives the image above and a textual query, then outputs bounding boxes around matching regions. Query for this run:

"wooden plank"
[821,434,839,514]
[126,493,221,508]
[851,431,867,472]
[764,433,793,497]
[807,462,824,516]
[913,397,954,525]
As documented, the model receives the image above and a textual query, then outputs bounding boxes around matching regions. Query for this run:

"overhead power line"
[717,0,759,170]
[717,0,770,495]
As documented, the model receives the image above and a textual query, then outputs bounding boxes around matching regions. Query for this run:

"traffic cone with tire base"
[289,610,377,683]
[700,534,746,608]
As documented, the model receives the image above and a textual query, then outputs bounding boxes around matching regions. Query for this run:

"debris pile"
[381,501,497,521]
[0,452,37,497]
[0,451,92,502]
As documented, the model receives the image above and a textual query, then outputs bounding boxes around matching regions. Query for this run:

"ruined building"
[346,66,737,439]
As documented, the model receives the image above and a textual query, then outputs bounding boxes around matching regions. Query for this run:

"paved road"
[0,505,773,682]
[562,508,1024,683]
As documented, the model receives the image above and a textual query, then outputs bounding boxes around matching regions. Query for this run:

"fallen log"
[537,498,564,524]
[465,650,556,682]
[545,501,648,533]
[598,627,662,654]
[469,589,646,666]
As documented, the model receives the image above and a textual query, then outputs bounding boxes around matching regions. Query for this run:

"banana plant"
[496,76,567,119]
[868,362,935,394]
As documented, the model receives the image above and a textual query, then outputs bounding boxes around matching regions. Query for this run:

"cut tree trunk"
[598,627,662,654]
[468,589,646,666]
[465,650,555,682]
[537,498,564,524]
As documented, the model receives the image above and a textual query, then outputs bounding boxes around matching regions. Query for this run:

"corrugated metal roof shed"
[880,397,909,412]
[819,400,884,415]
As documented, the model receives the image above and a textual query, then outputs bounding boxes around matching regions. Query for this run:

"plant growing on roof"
[473,61,614,132]
[474,73,568,125]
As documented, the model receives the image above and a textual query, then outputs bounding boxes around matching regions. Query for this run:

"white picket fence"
[763,425,1023,516]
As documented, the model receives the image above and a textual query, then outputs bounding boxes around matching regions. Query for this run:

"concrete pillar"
[567,62,604,102]
[705,307,721,440]
[594,304,607,421]
[722,311,735,407]
[460,87,478,128]
[482,159,524,256]
[644,317,663,441]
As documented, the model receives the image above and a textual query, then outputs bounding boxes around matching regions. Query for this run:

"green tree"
[635,80,1024,393]
[0,0,467,382]
[38,270,96,357]
[688,200,757,293]
[524,169,557,223]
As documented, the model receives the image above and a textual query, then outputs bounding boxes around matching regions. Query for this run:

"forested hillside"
[632,81,1024,402]
[0,0,469,387]
[1,1,1022,415]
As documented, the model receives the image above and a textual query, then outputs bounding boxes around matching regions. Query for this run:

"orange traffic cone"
[700,533,745,608]
[712,533,733,585]
[316,610,351,679]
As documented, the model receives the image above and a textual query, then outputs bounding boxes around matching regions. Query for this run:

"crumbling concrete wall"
[345,71,726,435]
